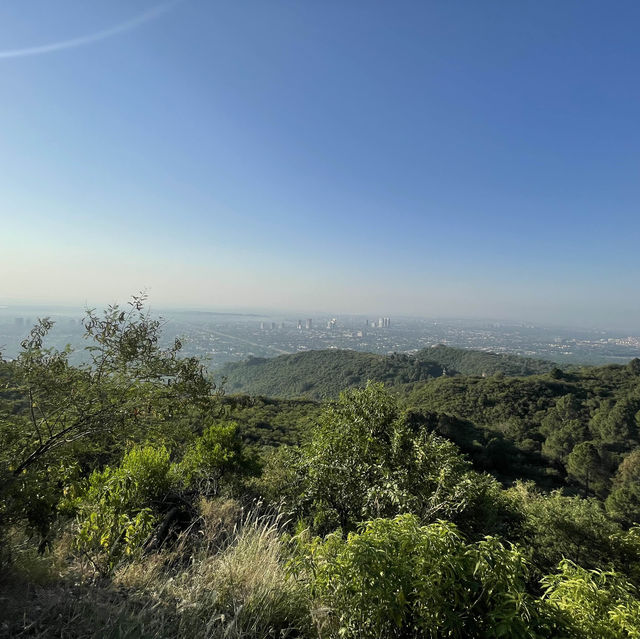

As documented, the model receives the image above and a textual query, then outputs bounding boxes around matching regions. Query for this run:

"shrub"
[508,481,640,583]
[542,560,640,638]
[179,421,252,496]
[74,445,174,573]
[305,514,542,638]
[299,383,509,536]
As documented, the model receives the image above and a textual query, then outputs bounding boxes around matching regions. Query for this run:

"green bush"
[542,560,640,638]
[305,514,542,638]
[74,445,174,573]
[508,482,640,583]
[179,420,252,495]
[298,383,517,538]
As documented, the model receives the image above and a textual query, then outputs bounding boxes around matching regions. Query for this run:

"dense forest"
[218,345,554,399]
[2,300,640,638]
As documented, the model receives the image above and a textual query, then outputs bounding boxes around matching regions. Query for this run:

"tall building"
[271,322,276,330]
[306,318,312,330]
[297,319,302,329]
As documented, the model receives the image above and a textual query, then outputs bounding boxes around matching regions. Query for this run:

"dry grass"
[0,500,314,639]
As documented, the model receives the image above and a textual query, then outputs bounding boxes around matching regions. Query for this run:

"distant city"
[1,305,639,370]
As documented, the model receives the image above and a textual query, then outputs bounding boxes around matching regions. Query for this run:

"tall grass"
[0,500,313,639]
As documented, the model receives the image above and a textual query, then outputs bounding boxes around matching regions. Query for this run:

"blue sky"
[1,1,639,329]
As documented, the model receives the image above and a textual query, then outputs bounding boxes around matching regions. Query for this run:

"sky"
[1,1,639,330]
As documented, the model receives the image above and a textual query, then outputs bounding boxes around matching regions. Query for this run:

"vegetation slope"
[218,345,554,399]
[2,300,640,638]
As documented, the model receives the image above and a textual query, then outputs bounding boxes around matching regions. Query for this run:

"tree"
[628,359,640,376]
[541,395,587,464]
[508,482,639,580]
[299,382,504,535]
[590,397,640,447]
[567,441,605,497]
[607,449,640,525]
[0,294,219,538]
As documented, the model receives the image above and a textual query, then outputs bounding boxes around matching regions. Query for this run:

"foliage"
[254,444,306,514]
[399,364,640,496]
[567,441,607,496]
[224,395,322,449]
[296,383,505,536]
[416,344,555,377]
[218,346,553,400]
[607,449,640,525]
[304,514,542,638]
[508,482,640,583]
[179,420,254,495]
[74,445,175,573]
[542,560,640,638]
[5,302,640,637]
[0,294,218,541]
[219,349,444,399]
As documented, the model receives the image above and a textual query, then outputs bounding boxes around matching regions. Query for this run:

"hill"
[416,344,556,377]
[219,349,444,399]
[394,359,640,497]
[217,346,555,399]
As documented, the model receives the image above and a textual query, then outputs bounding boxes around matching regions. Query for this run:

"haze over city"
[2,1,639,331]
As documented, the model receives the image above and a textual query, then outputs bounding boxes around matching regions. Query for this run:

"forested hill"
[218,346,555,399]
[219,349,444,399]
[395,360,640,495]
[416,344,556,377]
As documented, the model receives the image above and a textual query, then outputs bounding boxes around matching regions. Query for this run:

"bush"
[179,421,252,496]
[304,514,542,638]
[74,445,175,573]
[542,560,640,638]
[508,482,640,582]
[299,383,512,537]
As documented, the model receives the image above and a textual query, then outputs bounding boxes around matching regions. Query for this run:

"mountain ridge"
[218,345,556,399]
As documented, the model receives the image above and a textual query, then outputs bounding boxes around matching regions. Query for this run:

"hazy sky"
[1,1,639,329]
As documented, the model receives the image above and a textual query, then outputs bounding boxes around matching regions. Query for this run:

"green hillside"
[219,349,444,399]
[218,346,555,399]
[417,343,556,377]
[395,359,640,499]
[224,394,322,448]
